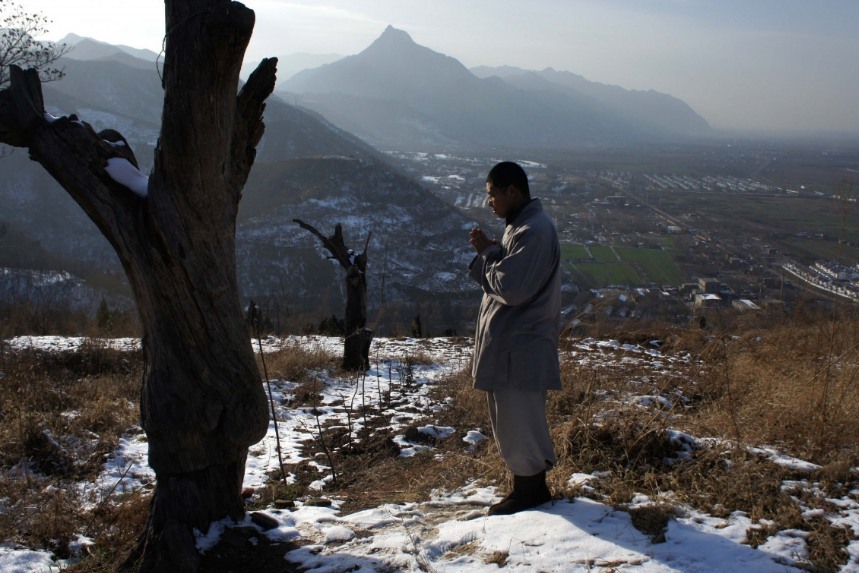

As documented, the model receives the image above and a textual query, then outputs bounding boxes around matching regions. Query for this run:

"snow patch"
[105,157,149,198]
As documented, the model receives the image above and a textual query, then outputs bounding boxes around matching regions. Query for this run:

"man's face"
[486,182,519,219]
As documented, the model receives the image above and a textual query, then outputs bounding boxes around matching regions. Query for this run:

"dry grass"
[628,504,673,544]
[403,348,435,366]
[256,340,339,383]
[421,309,859,571]
[484,550,509,567]
[693,311,859,462]
[0,339,145,563]
[3,307,858,571]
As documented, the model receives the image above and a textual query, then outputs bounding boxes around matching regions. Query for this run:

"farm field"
[657,236,677,249]
[670,195,859,244]
[780,238,859,267]
[560,243,591,259]
[589,245,620,261]
[566,261,643,287]
[561,242,685,286]
[615,247,684,285]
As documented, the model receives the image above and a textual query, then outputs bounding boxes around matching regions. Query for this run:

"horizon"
[21,0,859,137]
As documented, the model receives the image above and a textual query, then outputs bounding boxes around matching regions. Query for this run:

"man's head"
[485,161,530,219]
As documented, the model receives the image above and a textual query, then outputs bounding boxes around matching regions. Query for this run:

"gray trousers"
[486,388,556,476]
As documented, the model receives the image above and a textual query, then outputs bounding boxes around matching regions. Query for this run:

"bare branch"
[293,218,353,269]
[0,1,71,89]
[98,128,139,169]
[230,57,277,198]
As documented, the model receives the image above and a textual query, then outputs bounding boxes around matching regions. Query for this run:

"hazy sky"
[27,0,859,135]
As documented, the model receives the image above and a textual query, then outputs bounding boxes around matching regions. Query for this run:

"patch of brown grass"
[484,549,509,567]
[0,341,143,561]
[693,311,859,462]
[65,491,151,572]
[807,519,856,573]
[403,348,435,366]
[628,504,673,544]
[258,341,338,383]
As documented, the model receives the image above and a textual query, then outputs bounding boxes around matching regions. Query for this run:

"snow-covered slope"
[3,335,855,573]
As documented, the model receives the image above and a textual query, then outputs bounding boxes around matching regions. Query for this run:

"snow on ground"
[3,335,859,572]
[243,336,471,489]
[0,544,67,573]
[195,489,813,573]
[78,427,155,508]
[6,336,141,353]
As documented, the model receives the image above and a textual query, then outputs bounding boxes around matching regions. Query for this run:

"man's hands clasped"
[469,227,499,255]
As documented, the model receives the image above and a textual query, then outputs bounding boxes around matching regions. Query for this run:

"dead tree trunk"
[294,220,372,370]
[0,2,277,571]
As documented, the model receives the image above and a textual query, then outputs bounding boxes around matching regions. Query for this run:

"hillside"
[241,52,343,87]
[0,44,478,313]
[236,156,475,309]
[3,319,858,571]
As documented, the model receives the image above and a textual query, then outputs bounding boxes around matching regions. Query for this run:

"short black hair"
[486,161,530,199]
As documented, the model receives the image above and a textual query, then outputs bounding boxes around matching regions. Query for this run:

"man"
[468,161,561,516]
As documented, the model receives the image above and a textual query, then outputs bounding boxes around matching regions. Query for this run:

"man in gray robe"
[468,161,561,515]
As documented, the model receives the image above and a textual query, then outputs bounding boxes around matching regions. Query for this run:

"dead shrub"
[403,348,434,366]
[260,341,337,383]
[628,504,673,544]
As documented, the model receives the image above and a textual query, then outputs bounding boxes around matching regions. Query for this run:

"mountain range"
[1,40,477,319]
[59,33,160,69]
[469,65,710,137]
[241,53,343,88]
[279,26,711,151]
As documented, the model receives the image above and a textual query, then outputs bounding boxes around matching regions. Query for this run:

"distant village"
[783,260,859,302]
[383,149,859,327]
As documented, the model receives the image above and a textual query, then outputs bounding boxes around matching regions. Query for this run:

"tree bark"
[0,2,277,571]
[294,220,372,370]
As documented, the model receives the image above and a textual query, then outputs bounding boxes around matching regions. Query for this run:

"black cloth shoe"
[488,471,552,516]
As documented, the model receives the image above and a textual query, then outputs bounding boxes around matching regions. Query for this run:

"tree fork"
[0,1,278,570]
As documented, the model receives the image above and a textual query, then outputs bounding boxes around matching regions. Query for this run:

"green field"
[782,238,859,267]
[589,245,619,261]
[566,262,643,288]
[561,243,684,286]
[657,236,677,249]
[690,195,859,244]
[560,243,591,260]
[615,247,684,285]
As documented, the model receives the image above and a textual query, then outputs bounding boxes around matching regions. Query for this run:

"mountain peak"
[375,25,416,46]
[58,33,89,46]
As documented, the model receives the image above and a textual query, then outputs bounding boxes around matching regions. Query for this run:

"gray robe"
[468,198,562,391]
